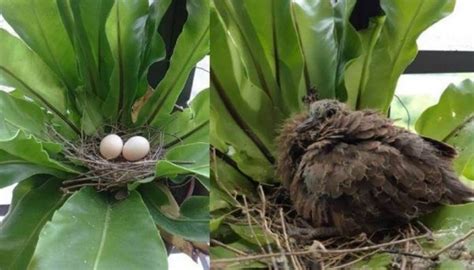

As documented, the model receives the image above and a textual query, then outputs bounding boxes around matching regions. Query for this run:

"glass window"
[418,0,474,51]
[391,73,474,130]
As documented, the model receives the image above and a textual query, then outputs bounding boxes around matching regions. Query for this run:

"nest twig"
[212,184,474,269]
[49,125,166,193]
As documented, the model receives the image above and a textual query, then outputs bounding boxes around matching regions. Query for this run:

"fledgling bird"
[276,99,474,236]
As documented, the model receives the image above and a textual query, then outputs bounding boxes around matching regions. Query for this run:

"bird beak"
[296,117,315,132]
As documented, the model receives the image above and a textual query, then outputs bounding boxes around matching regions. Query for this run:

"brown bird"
[276,99,474,236]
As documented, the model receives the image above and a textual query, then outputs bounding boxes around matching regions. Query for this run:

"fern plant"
[210,0,474,268]
[0,0,209,269]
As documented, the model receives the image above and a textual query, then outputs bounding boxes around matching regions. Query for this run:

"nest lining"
[212,184,474,269]
[51,126,165,192]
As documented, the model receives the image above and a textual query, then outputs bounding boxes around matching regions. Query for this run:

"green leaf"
[180,196,209,220]
[137,0,171,97]
[228,224,275,246]
[0,0,79,89]
[211,1,281,113]
[211,241,268,269]
[422,203,474,268]
[196,175,211,191]
[344,16,386,109]
[0,91,47,139]
[333,0,360,101]
[104,0,149,123]
[0,158,65,188]
[291,0,339,99]
[0,177,65,270]
[211,154,256,199]
[137,0,210,125]
[0,131,77,174]
[156,142,209,179]
[154,89,209,148]
[140,182,209,243]
[213,0,304,117]
[211,7,276,183]
[29,187,168,270]
[416,79,474,179]
[56,0,114,101]
[423,203,474,246]
[0,30,79,134]
[353,253,391,269]
[358,0,455,112]
[245,0,306,115]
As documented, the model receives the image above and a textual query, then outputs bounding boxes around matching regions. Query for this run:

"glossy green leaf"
[140,182,209,243]
[57,0,114,101]
[344,16,385,109]
[210,8,275,182]
[154,89,209,148]
[137,0,171,98]
[74,90,105,135]
[0,91,47,139]
[247,0,306,115]
[214,0,304,117]
[213,0,277,97]
[359,0,455,112]
[0,177,65,270]
[0,131,76,174]
[180,196,209,220]
[0,30,79,134]
[156,142,209,179]
[422,203,474,268]
[333,0,360,101]
[416,79,474,179]
[211,154,256,199]
[228,224,275,246]
[104,0,149,123]
[29,187,168,270]
[423,203,474,249]
[0,0,78,89]
[291,0,339,99]
[137,0,209,125]
[0,159,64,188]
[210,177,236,213]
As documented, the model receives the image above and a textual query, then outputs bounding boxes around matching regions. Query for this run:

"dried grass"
[212,184,474,269]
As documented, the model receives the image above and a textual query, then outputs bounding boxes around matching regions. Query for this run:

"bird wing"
[291,139,445,227]
[420,135,457,159]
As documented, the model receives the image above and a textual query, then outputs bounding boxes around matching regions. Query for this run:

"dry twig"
[212,184,474,269]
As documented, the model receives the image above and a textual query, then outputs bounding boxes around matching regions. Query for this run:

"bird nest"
[50,126,165,193]
[212,184,474,269]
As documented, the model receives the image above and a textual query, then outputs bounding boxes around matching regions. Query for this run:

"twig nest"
[99,134,123,160]
[122,136,150,161]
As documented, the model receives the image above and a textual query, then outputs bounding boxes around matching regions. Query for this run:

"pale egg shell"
[100,134,123,160]
[122,136,150,161]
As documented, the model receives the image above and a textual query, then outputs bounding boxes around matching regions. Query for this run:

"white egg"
[122,136,150,161]
[100,134,123,160]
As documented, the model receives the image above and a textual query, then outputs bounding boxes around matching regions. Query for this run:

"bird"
[276,99,474,236]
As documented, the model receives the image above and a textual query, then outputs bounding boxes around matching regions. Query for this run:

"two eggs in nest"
[99,134,150,161]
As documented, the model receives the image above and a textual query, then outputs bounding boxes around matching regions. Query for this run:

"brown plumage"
[276,99,474,236]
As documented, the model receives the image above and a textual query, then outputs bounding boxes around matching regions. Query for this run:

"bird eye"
[326,108,336,118]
